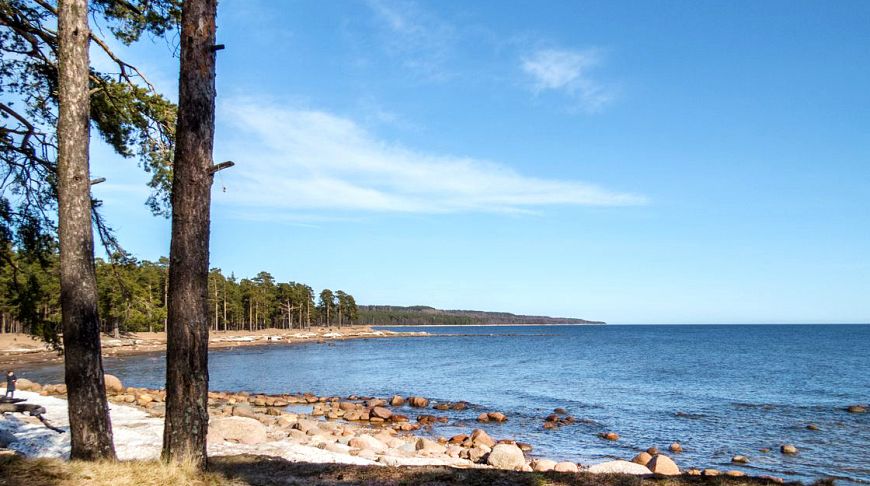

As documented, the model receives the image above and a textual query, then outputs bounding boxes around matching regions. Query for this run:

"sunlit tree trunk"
[162,0,218,468]
[57,0,116,461]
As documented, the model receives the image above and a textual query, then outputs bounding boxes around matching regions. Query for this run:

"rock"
[467,444,491,463]
[806,424,819,431]
[554,407,568,415]
[470,429,496,448]
[433,403,450,411]
[231,406,258,420]
[647,454,680,475]
[348,435,388,454]
[732,455,749,464]
[631,452,652,466]
[0,430,17,448]
[14,378,36,391]
[390,414,408,423]
[370,406,392,420]
[553,462,578,473]
[477,413,490,423]
[847,405,867,413]
[451,402,468,411]
[646,446,659,455]
[669,442,683,453]
[208,417,267,445]
[587,460,653,475]
[516,442,532,452]
[726,470,746,477]
[415,437,446,454]
[448,434,468,444]
[389,395,405,406]
[532,459,557,472]
[487,412,507,422]
[702,469,720,476]
[686,469,701,476]
[324,443,352,454]
[780,444,798,455]
[103,375,123,393]
[486,443,526,470]
[408,396,429,408]
[598,432,619,441]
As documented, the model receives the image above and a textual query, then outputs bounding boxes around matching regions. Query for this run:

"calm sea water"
[19,324,870,484]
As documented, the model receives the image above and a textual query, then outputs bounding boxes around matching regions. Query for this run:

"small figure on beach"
[5,370,16,398]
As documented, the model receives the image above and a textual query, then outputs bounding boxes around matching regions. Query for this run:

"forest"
[358,305,604,326]
[0,247,359,338]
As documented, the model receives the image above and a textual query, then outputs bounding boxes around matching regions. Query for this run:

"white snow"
[0,391,383,465]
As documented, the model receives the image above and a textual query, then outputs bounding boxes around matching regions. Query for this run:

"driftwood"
[0,403,65,434]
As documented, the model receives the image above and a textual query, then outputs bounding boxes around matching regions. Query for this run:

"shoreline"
[0,326,428,368]
[0,383,786,482]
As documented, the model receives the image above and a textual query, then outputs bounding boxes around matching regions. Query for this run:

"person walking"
[5,370,16,398]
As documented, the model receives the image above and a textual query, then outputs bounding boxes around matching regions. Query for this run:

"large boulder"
[486,443,526,470]
[348,434,387,454]
[390,395,405,406]
[14,378,36,391]
[208,416,267,445]
[588,460,653,475]
[631,452,652,466]
[553,462,579,473]
[780,444,798,455]
[103,375,123,393]
[408,396,429,408]
[470,428,496,448]
[647,454,680,475]
[370,406,392,420]
[532,459,557,472]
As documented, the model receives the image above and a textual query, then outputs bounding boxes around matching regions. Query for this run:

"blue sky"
[89,0,869,324]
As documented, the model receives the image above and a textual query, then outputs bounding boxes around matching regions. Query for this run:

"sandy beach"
[0,327,425,368]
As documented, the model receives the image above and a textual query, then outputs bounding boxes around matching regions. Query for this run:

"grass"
[0,454,821,486]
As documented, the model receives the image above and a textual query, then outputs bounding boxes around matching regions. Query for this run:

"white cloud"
[364,0,455,80]
[214,99,645,217]
[521,48,615,111]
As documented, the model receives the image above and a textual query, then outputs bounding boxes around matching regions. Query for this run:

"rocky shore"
[0,377,819,484]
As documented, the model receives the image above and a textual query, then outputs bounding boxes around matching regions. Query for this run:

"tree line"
[0,248,360,336]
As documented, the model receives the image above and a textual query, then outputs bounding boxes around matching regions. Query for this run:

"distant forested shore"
[358,305,605,326]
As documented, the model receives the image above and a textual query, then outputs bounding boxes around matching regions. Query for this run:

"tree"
[56,0,114,460]
[162,0,218,467]
[318,289,334,326]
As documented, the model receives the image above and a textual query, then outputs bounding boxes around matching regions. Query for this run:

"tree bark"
[162,0,218,468]
[57,0,116,461]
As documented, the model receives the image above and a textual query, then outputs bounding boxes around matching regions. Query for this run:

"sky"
[88,0,870,324]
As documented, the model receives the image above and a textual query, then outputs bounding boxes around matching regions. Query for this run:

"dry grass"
[0,454,814,486]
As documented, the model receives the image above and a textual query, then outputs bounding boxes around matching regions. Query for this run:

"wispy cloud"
[521,48,615,111]
[364,0,455,80]
[214,99,645,218]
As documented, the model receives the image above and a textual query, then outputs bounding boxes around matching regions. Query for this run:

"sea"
[17,324,870,484]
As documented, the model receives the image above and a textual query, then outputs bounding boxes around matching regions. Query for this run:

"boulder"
[103,375,123,393]
[415,437,446,454]
[532,459,557,472]
[208,416,267,445]
[389,395,405,406]
[486,443,526,470]
[477,413,490,423]
[231,406,258,419]
[646,447,659,455]
[554,407,568,415]
[587,460,653,475]
[553,462,579,473]
[467,444,490,463]
[780,444,798,455]
[726,470,746,477]
[647,454,680,475]
[433,403,450,411]
[598,431,619,441]
[702,469,720,476]
[669,442,683,453]
[14,378,36,391]
[487,412,507,422]
[370,406,392,420]
[408,396,429,408]
[847,405,867,414]
[732,455,749,464]
[348,434,387,454]
[470,429,496,448]
[631,452,652,466]
[806,424,819,431]
[448,434,468,444]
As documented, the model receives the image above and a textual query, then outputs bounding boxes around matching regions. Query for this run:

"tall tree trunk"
[57,0,115,461]
[162,0,218,467]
